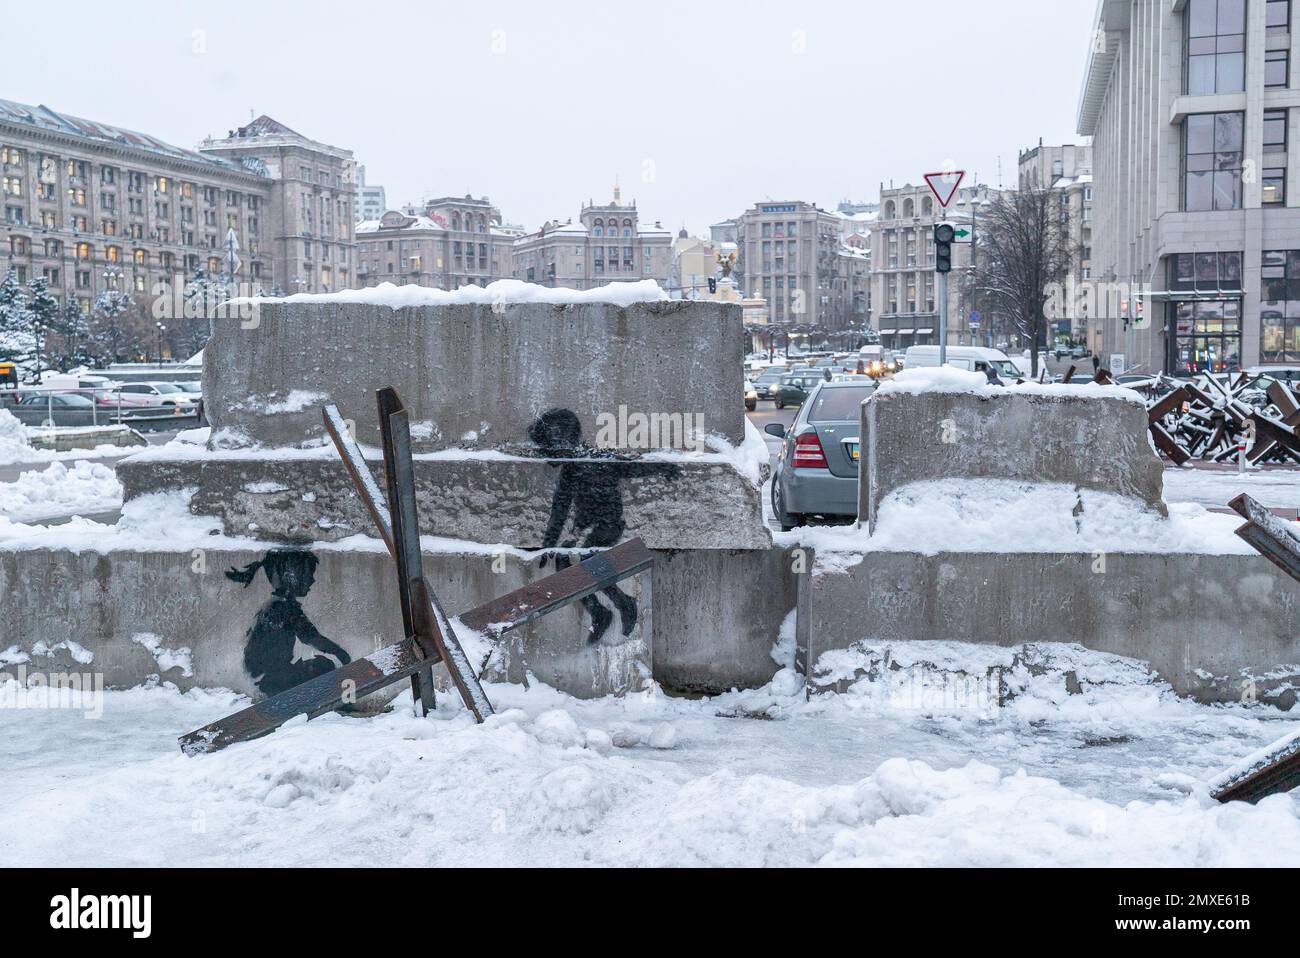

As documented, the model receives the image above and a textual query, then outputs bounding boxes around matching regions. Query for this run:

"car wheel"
[772,482,803,532]
[775,399,784,410]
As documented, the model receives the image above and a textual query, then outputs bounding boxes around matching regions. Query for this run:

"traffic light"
[934,223,955,274]
[708,278,718,294]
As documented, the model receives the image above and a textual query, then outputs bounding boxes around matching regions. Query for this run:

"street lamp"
[155,322,166,365]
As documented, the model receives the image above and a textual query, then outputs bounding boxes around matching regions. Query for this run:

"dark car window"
[807,386,875,422]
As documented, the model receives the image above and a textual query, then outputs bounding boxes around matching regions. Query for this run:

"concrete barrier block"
[802,550,1300,708]
[205,300,745,452]
[117,454,771,551]
[0,546,653,701]
[861,385,1166,530]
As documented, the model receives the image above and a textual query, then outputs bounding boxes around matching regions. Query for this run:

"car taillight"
[793,433,828,469]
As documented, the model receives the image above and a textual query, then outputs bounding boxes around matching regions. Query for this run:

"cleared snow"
[0,643,1295,867]
[1163,466,1300,511]
[0,460,123,523]
[230,279,669,309]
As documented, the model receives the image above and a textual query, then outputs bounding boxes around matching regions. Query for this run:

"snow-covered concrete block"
[204,298,746,453]
[801,549,1300,708]
[117,452,771,550]
[0,544,654,701]
[860,368,1166,531]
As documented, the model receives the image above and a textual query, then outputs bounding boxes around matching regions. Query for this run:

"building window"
[1169,252,1244,374]
[1264,167,1287,204]
[1268,0,1292,34]
[1183,112,1244,211]
[1261,250,1300,362]
[1266,49,1291,88]
[1187,0,1246,96]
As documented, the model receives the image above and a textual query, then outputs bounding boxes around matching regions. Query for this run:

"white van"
[904,345,1022,381]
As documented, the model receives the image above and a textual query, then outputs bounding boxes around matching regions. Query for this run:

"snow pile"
[231,279,669,309]
[878,366,1146,405]
[0,460,123,523]
[0,407,30,460]
[811,640,1169,722]
[782,478,1253,557]
[0,645,1295,867]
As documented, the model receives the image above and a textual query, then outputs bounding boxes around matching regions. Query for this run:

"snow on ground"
[0,459,123,523]
[1163,466,1300,511]
[0,407,133,465]
[1,644,1296,868]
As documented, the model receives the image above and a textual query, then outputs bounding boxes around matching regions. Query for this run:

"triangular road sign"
[924,170,966,209]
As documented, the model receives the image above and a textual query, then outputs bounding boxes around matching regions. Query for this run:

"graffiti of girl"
[226,550,352,696]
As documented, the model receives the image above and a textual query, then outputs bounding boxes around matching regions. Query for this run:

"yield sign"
[924,170,966,209]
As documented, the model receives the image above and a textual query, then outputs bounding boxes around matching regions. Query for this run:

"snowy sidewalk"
[1,645,1297,867]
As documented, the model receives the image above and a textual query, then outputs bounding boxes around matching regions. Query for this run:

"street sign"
[924,170,966,209]
[952,225,974,244]
[969,310,981,330]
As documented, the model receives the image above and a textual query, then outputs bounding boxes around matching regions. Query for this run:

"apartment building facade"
[869,183,997,350]
[511,189,673,290]
[734,201,851,329]
[1079,0,1300,374]
[199,116,356,295]
[0,99,280,316]
[355,195,515,289]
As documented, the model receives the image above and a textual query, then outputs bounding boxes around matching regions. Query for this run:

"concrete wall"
[861,389,1166,530]
[0,544,800,701]
[651,547,804,694]
[0,546,653,701]
[117,455,771,550]
[804,550,1300,709]
[205,300,745,452]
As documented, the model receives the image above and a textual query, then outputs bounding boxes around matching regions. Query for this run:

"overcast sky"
[2,0,1098,233]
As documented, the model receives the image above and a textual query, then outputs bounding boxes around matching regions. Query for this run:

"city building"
[734,200,853,329]
[0,99,283,317]
[670,231,717,298]
[709,218,739,246]
[356,165,386,223]
[199,116,357,295]
[355,195,515,289]
[510,188,673,290]
[1078,0,1299,375]
[869,183,998,351]
[1019,142,1095,348]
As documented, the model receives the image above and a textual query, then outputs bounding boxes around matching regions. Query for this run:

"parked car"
[107,382,198,410]
[767,381,877,530]
[11,392,100,427]
[774,373,824,409]
[744,380,758,412]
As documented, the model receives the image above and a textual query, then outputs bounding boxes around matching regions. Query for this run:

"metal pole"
[939,271,949,367]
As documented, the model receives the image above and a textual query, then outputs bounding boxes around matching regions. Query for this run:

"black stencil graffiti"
[530,408,681,642]
[226,550,352,696]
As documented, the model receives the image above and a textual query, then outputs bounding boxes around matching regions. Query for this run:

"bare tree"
[977,189,1075,376]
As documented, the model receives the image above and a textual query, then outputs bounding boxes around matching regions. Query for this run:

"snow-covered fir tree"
[90,289,135,365]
